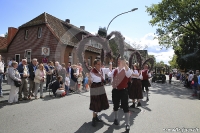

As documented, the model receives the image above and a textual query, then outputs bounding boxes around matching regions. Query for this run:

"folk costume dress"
[141,69,151,92]
[89,67,110,112]
[129,69,143,100]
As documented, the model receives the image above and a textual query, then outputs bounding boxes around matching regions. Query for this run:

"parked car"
[152,73,166,83]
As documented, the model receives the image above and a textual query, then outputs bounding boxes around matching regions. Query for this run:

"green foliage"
[172,32,200,70]
[146,0,200,48]
[155,61,165,67]
[4,32,8,38]
[148,55,156,66]
[109,39,118,58]
[168,54,178,69]
[97,27,107,38]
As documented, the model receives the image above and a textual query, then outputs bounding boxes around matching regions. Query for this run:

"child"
[65,73,70,95]
[84,73,90,92]
[77,73,83,93]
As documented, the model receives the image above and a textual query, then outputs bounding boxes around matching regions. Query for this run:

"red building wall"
[5,24,61,64]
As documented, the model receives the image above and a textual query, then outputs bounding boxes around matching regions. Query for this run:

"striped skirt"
[89,82,109,112]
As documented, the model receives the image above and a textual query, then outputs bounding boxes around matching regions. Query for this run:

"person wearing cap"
[108,58,132,132]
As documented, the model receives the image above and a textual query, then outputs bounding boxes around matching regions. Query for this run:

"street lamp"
[106,8,138,33]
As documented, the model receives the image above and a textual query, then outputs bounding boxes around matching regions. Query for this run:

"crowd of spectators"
[0,55,90,104]
[174,70,200,99]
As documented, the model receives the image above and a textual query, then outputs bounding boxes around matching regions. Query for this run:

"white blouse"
[131,69,139,79]
[108,67,132,78]
[90,68,111,83]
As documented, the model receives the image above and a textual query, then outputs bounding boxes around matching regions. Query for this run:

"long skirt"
[89,82,109,112]
[129,78,143,99]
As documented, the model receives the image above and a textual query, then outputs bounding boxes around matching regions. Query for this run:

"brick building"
[0,12,101,66]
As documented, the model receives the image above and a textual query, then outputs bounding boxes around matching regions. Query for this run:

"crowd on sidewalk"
[172,70,200,99]
[0,55,91,103]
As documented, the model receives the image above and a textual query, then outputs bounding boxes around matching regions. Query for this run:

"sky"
[0,0,174,65]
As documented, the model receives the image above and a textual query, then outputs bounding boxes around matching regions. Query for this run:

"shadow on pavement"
[0,98,33,108]
[150,80,197,100]
[74,108,140,133]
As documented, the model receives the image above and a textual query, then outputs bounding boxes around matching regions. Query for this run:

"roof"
[0,37,8,52]
[20,12,91,42]
[19,12,100,53]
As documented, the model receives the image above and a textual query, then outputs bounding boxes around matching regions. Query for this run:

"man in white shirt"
[0,55,4,96]
[108,58,132,132]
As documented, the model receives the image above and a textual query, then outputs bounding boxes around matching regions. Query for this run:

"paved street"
[0,77,200,133]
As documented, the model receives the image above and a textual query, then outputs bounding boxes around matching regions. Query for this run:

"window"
[88,56,92,66]
[37,27,42,38]
[15,54,20,63]
[24,30,28,40]
[24,49,31,63]
[69,53,73,64]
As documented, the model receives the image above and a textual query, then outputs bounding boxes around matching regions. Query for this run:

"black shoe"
[95,116,102,122]
[114,119,119,125]
[119,105,123,109]
[137,102,141,107]
[92,118,96,127]
[126,125,130,131]
[23,97,28,100]
[146,97,149,101]
[129,103,135,108]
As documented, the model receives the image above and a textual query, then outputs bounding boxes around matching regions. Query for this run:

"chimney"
[80,26,85,30]
[65,19,70,23]
[7,27,18,44]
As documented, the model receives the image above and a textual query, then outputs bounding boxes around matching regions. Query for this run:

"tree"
[168,54,178,69]
[97,27,107,38]
[109,39,118,58]
[148,54,156,66]
[146,0,200,48]
[173,32,200,70]
[4,32,8,38]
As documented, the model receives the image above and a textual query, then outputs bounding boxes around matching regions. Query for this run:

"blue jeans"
[0,74,3,96]
[65,85,69,95]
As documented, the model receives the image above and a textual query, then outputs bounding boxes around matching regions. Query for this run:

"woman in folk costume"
[129,63,143,108]
[89,59,112,127]
[141,64,151,101]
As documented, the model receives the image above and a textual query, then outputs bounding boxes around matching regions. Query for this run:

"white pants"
[8,85,19,103]
[56,89,65,95]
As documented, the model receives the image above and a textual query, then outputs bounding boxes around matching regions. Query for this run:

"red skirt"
[89,82,109,112]
[129,78,143,99]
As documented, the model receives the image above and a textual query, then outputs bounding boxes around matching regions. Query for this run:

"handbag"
[14,80,22,87]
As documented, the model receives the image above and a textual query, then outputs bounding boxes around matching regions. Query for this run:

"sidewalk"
[0,80,51,103]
